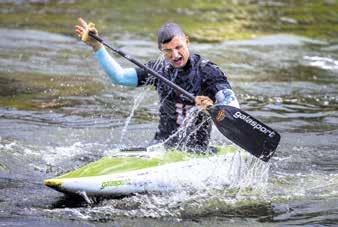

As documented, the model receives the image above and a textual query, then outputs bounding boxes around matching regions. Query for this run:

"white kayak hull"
[44,146,249,198]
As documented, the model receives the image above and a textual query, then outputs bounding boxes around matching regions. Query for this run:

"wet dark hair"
[157,22,185,49]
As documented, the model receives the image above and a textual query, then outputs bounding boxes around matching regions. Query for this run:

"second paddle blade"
[208,105,280,162]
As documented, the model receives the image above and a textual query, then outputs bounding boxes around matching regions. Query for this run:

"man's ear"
[185,35,190,45]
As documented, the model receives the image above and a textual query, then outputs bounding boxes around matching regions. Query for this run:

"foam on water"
[303,56,338,71]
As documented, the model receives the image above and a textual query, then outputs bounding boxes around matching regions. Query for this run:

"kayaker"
[75,18,240,152]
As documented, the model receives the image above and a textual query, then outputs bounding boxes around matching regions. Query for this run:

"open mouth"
[173,57,183,66]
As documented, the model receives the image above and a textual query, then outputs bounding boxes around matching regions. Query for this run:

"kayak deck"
[55,145,237,179]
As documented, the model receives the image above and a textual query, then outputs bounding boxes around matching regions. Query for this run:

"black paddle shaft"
[88,32,281,162]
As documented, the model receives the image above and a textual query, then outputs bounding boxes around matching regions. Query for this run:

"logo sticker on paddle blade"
[215,109,225,122]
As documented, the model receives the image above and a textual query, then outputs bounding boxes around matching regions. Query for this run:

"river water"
[1,2,338,227]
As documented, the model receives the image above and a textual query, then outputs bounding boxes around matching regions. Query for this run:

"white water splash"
[160,107,213,152]
[119,92,146,144]
[119,54,165,145]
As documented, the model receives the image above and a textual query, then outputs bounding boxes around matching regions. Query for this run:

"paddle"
[88,32,280,162]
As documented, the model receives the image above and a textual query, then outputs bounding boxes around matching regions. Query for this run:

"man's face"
[160,36,190,68]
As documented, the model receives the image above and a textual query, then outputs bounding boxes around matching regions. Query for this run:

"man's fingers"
[195,96,213,109]
[75,25,84,31]
[75,26,83,33]
[75,27,83,37]
[78,17,88,28]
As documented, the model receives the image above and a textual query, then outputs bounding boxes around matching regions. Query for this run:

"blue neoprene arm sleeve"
[215,88,240,108]
[95,47,138,87]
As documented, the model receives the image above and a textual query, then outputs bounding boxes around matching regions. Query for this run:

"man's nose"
[172,49,179,58]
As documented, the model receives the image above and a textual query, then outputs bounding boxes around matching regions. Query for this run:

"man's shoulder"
[193,54,225,77]
[192,54,208,67]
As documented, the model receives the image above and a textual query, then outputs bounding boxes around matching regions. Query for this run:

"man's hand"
[75,17,102,51]
[195,96,213,110]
